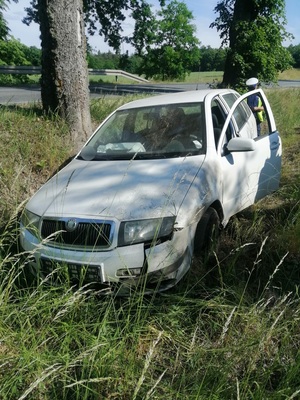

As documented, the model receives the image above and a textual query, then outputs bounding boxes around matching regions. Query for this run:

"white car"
[20,88,281,294]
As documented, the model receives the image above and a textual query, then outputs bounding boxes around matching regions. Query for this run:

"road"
[0,80,299,105]
[0,83,206,104]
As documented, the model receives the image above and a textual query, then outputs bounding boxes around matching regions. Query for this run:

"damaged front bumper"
[19,225,193,295]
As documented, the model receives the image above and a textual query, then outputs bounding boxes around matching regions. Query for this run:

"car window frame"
[210,96,235,151]
[222,93,252,133]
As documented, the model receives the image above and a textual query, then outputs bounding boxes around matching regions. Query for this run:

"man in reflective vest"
[246,77,264,136]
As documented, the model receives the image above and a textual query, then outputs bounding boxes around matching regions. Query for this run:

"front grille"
[41,218,113,248]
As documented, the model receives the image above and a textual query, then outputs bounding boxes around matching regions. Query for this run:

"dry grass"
[279,68,300,81]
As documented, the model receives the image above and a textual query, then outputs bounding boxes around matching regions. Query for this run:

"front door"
[218,89,282,221]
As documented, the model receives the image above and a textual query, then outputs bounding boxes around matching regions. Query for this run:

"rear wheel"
[194,207,220,255]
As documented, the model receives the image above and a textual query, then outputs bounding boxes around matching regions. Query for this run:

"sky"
[3,0,300,53]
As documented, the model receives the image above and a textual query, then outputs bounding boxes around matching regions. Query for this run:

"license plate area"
[41,258,102,283]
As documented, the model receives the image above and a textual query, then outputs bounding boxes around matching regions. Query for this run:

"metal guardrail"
[0,66,149,83]
[0,66,40,74]
[88,68,149,83]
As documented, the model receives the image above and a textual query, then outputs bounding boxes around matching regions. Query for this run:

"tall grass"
[0,89,299,399]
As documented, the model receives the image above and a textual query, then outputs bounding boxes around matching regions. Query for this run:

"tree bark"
[38,0,92,145]
[222,0,257,87]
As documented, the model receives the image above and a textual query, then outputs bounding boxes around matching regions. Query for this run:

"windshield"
[79,102,206,160]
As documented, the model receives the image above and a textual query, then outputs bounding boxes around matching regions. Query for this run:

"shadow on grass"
[178,202,300,304]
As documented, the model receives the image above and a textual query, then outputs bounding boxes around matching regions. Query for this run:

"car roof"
[117,89,239,110]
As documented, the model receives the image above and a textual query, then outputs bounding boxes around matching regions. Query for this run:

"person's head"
[246,77,259,90]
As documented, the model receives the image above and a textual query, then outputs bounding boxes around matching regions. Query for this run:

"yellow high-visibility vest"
[257,97,264,122]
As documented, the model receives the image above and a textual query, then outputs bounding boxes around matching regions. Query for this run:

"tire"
[194,207,220,256]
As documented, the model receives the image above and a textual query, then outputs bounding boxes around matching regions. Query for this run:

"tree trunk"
[222,0,258,87]
[38,0,92,145]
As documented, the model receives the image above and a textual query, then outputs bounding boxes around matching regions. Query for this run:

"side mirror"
[227,137,256,152]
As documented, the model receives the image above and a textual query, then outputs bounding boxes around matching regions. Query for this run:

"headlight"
[118,216,175,246]
[20,209,40,237]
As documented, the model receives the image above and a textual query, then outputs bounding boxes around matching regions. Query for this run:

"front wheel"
[194,207,220,256]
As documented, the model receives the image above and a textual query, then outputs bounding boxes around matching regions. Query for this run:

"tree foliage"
[199,46,227,72]
[0,34,41,84]
[0,0,10,39]
[0,38,29,65]
[23,0,165,52]
[87,50,120,70]
[23,0,199,83]
[0,39,32,84]
[287,44,300,68]
[211,0,294,87]
[134,0,200,80]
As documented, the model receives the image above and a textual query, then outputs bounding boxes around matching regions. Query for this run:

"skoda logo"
[65,219,78,232]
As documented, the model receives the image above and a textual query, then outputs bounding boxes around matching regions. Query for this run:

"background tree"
[211,0,294,87]
[0,39,32,84]
[0,1,40,84]
[22,45,41,66]
[21,0,165,140]
[24,0,165,52]
[133,0,200,80]
[0,39,31,66]
[118,52,143,74]
[287,44,300,68]
[199,45,227,72]
[0,0,10,39]
[87,49,119,70]
[38,0,92,144]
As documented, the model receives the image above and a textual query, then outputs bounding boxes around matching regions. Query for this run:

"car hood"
[27,156,205,221]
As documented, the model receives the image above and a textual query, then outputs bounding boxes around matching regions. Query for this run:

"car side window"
[223,93,252,134]
[211,100,225,148]
[233,101,251,132]
[211,99,232,151]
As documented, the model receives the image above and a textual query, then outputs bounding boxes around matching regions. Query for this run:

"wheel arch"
[208,200,224,226]
[193,200,224,255]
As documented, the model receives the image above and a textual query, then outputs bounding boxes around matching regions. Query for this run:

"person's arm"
[253,95,264,112]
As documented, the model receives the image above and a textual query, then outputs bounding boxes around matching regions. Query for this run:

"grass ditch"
[0,88,299,399]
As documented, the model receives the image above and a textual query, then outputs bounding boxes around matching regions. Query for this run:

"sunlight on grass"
[279,68,300,81]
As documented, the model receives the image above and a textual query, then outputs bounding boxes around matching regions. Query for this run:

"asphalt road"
[0,80,299,105]
[0,83,206,105]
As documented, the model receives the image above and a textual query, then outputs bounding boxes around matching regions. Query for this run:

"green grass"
[0,88,299,399]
